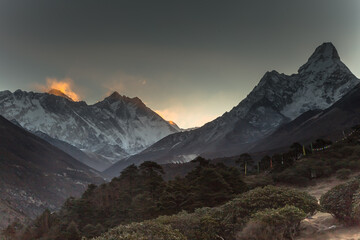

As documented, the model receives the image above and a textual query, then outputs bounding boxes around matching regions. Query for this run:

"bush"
[306,159,333,178]
[157,186,318,240]
[82,224,104,239]
[235,185,318,214]
[336,168,352,180]
[244,174,274,190]
[320,178,360,225]
[93,186,318,240]
[338,146,355,158]
[352,191,360,222]
[156,208,221,240]
[156,186,317,240]
[92,221,186,240]
[237,205,306,240]
[333,159,351,171]
[348,160,360,170]
[64,221,81,240]
[273,158,334,186]
[82,224,97,238]
[273,169,310,187]
[216,186,318,238]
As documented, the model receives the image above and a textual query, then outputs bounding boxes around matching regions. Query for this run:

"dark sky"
[0,0,359,128]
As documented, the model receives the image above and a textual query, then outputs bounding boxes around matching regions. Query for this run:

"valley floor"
[296,174,360,240]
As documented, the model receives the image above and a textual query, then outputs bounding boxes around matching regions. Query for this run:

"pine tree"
[64,221,81,240]
[139,161,165,201]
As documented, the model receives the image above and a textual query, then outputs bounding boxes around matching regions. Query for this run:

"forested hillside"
[4,159,247,239]
[4,126,360,240]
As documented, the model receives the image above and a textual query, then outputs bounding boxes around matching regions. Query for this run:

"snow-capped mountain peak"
[213,43,357,133]
[308,42,340,61]
[0,90,180,170]
[106,91,124,101]
[103,91,147,109]
[48,89,73,101]
[298,42,342,74]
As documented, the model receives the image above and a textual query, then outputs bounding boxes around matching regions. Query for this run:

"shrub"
[352,191,360,222]
[336,168,352,180]
[348,160,360,170]
[273,169,310,187]
[64,221,81,240]
[244,174,274,189]
[333,159,351,171]
[338,146,355,158]
[320,178,360,225]
[355,147,360,157]
[156,186,318,240]
[82,224,97,238]
[238,185,318,214]
[273,158,334,186]
[306,159,333,178]
[92,221,186,240]
[93,186,318,240]
[237,205,306,240]
[156,208,222,240]
[82,224,104,239]
[237,221,280,240]
[216,186,318,238]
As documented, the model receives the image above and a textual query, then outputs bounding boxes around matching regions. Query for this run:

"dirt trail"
[295,175,360,240]
[296,212,360,240]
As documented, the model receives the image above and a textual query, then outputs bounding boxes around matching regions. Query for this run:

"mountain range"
[0,42,359,179]
[103,42,360,177]
[0,90,179,170]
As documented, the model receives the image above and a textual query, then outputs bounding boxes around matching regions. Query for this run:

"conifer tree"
[64,221,80,240]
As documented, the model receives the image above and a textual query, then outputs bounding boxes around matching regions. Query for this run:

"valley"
[1,2,359,239]
[1,43,360,239]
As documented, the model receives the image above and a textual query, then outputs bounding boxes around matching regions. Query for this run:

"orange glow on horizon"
[38,78,80,101]
[168,120,176,125]
[155,108,215,129]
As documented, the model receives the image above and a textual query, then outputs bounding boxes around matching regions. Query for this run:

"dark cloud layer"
[0,0,359,127]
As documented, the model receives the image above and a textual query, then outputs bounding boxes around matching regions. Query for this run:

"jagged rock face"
[251,83,360,152]
[104,42,360,177]
[0,90,179,166]
[191,43,358,143]
[208,42,358,136]
[233,43,357,126]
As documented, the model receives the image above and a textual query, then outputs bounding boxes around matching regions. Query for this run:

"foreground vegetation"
[320,177,360,225]
[92,186,318,240]
[3,127,360,240]
[265,127,360,187]
[3,158,248,240]
[3,158,321,240]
